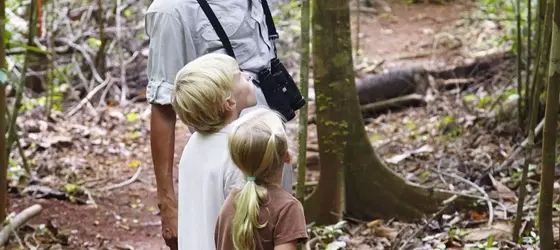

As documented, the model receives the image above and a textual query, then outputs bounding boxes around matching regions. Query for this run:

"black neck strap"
[196,0,279,60]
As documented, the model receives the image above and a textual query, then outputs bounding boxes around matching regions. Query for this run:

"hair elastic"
[247,176,256,182]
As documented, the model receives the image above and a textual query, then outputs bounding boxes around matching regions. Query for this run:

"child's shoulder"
[265,186,302,209]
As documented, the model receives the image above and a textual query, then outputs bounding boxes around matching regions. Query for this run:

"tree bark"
[296,0,310,208]
[306,0,449,225]
[307,0,350,225]
[0,0,7,223]
[537,0,559,248]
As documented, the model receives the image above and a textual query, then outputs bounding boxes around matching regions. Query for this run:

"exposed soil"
[6,1,481,249]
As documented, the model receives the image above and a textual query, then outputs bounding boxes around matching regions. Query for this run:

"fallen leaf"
[326,241,346,250]
[385,145,434,164]
[463,223,512,242]
[488,174,516,201]
[39,135,73,148]
[412,144,434,154]
[367,219,382,228]
[128,160,141,168]
[385,152,411,164]
[373,225,398,240]
[470,211,487,221]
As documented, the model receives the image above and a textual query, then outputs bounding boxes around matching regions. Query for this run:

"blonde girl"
[214,107,308,250]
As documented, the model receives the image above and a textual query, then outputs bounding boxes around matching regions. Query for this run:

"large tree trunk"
[0,0,8,222]
[537,0,559,248]
[307,0,348,225]
[306,0,448,225]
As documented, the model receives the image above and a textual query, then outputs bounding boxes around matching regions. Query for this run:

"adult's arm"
[145,11,188,249]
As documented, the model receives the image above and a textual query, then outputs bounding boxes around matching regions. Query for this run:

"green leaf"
[124,9,133,18]
[64,183,80,194]
[463,94,477,102]
[126,112,139,122]
[0,69,8,85]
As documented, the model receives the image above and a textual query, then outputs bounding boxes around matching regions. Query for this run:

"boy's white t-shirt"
[177,123,244,250]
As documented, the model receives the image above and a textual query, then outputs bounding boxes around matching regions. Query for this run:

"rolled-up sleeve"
[145,12,187,105]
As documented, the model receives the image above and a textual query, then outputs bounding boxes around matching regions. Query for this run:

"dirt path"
[9,1,472,249]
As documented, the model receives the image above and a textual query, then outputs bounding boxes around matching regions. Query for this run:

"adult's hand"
[159,200,179,250]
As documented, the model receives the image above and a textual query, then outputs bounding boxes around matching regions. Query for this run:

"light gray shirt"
[144,0,276,105]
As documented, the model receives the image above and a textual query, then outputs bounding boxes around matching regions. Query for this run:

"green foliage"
[472,0,536,50]
[308,221,347,248]
[436,115,463,137]
[21,83,67,112]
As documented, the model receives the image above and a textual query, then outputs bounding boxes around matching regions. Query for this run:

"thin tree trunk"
[6,0,38,158]
[296,0,310,207]
[306,0,449,225]
[514,0,549,242]
[528,0,544,133]
[295,0,310,248]
[0,0,7,223]
[537,0,559,248]
[525,0,532,118]
[516,0,524,127]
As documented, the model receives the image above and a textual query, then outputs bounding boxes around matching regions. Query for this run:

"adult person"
[144,0,301,248]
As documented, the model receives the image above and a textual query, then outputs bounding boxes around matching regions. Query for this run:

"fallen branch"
[350,7,378,14]
[66,76,112,118]
[100,166,142,191]
[0,204,43,246]
[360,93,426,114]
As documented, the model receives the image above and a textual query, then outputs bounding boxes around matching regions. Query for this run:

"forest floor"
[3,0,560,249]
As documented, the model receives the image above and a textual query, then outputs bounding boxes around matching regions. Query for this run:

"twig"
[305,237,319,250]
[15,135,30,174]
[398,195,459,250]
[66,76,111,117]
[10,226,24,249]
[483,118,545,175]
[100,166,142,191]
[0,204,43,246]
[116,1,128,106]
[436,158,449,186]
[57,38,104,83]
[433,169,494,226]
[360,94,426,113]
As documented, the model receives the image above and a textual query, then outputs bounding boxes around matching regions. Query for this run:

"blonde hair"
[227,107,289,250]
[171,53,240,134]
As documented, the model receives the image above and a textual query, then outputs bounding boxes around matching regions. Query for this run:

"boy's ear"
[224,97,236,111]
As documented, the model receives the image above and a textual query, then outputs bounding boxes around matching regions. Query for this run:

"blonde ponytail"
[231,180,267,250]
[228,107,290,250]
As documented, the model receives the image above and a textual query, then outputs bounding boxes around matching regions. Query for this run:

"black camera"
[256,58,306,121]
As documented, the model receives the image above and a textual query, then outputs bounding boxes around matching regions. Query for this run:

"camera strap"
[196,0,279,60]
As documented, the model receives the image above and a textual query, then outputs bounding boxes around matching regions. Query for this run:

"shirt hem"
[275,232,309,246]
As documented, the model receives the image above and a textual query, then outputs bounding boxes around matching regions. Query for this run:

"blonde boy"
[171,53,251,250]
[171,53,292,250]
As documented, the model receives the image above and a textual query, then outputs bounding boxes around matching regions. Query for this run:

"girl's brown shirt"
[214,185,308,250]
